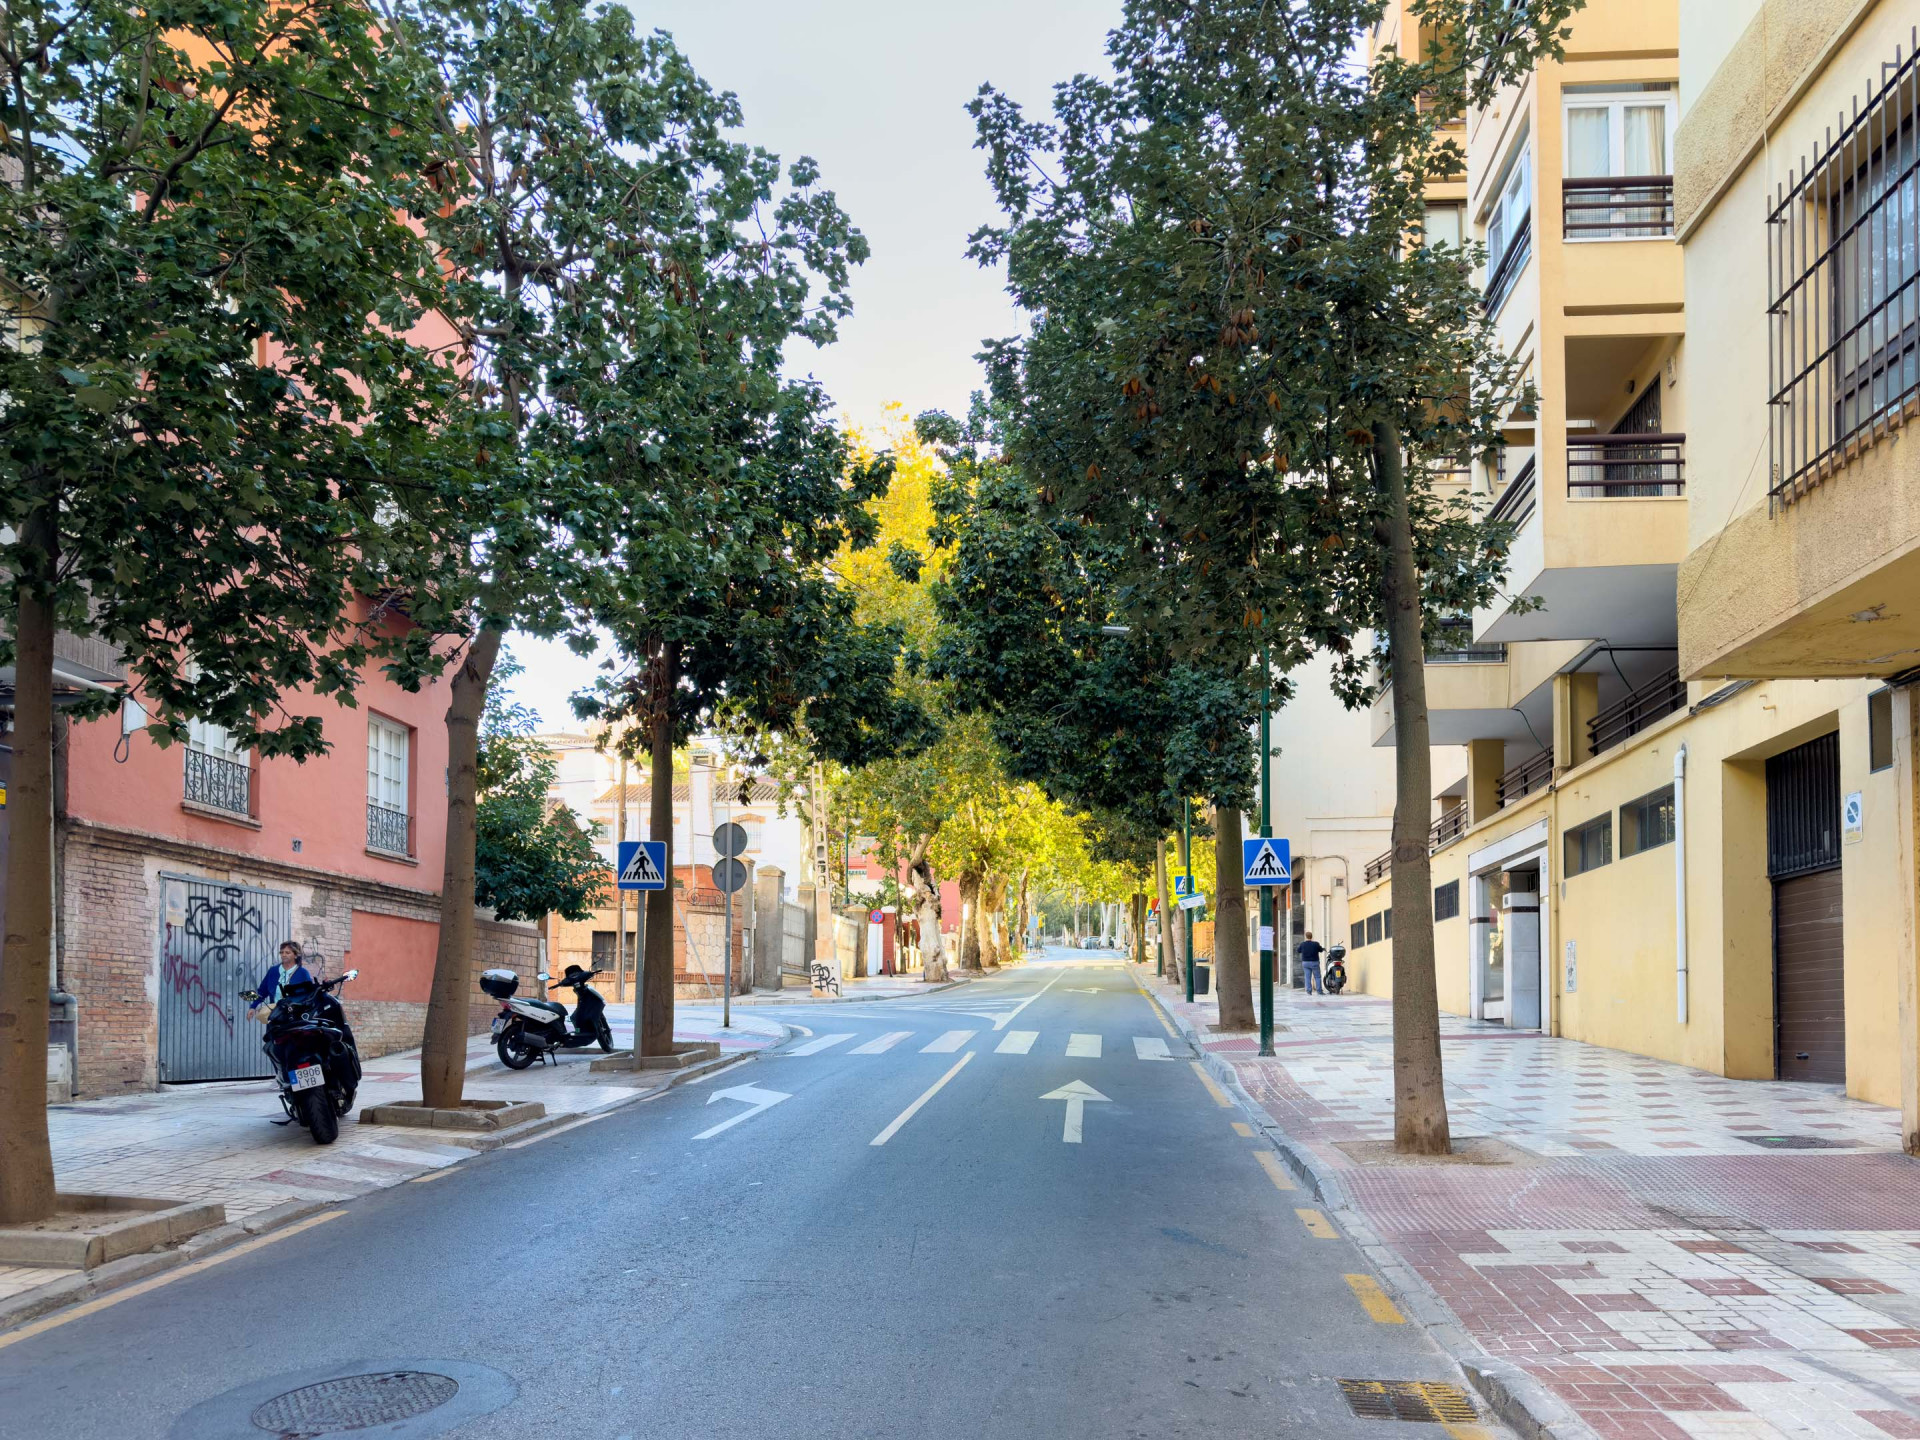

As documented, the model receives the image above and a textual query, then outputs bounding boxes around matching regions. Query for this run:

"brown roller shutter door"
[1773,867,1845,1084]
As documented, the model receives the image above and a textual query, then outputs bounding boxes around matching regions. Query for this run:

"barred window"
[1366,911,1383,945]
[1770,32,1920,504]
[1433,879,1460,921]
[1564,814,1613,877]
[1620,785,1676,856]
[1351,919,1366,949]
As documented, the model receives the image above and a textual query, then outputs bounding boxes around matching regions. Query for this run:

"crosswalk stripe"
[788,1033,854,1056]
[1066,1033,1101,1058]
[1133,1036,1172,1061]
[849,1030,912,1055]
[996,1030,1038,1054]
[921,1029,976,1053]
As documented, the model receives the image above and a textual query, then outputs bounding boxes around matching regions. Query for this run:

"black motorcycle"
[242,969,363,1145]
[484,965,615,1069]
[1324,943,1349,996]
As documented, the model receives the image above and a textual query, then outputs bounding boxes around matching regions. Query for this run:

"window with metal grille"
[1870,687,1894,771]
[1769,30,1920,504]
[1564,814,1612,877]
[366,714,411,854]
[1433,879,1460,921]
[1351,919,1366,949]
[1366,911,1383,945]
[1766,731,1841,877]
[184,716,251,816]
[1620,784,1676,856]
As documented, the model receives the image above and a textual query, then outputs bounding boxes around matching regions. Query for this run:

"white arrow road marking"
[1133,1036,1172,1061]
[786,1033,854,1056]
[920,1029,976,1053]
[693,1084,791,1140]
[849,1030,912,1055]
[1066,1033,1102,1058]
[1041,1079,1110,1143]
[995,1030,1038,1054]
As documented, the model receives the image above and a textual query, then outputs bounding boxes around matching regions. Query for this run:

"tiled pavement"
[1142,968,1920,1440]
[0,1004,781,1308]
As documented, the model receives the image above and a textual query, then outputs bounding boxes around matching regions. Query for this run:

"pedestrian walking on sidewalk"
[250,941,312,1021]
[1297,932,1325,996]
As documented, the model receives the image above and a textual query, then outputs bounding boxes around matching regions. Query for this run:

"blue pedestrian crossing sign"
[1173,873,1194,897]
[1242,837,1291,886]
[616,839,668,891]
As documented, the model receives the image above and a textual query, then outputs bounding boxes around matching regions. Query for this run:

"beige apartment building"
[1335,0,1919,1150]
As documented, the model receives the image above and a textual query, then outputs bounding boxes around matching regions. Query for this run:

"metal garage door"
[1766,733,1844,1084]
[157,875,290,1082]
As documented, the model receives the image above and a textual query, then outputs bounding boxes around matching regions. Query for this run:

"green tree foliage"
[474,660,606,924]
[0,0,464,1222]
[966,0,1580,1148]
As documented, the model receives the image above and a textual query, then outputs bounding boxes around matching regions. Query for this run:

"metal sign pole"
[1258,647,1275,1057]
[1183,798,1196,1004]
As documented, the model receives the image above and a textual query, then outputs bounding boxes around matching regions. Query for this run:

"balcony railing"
[1588,666,1687,757]
[1428,618,1506,664]
[1363,849,1392,886]
[1483,214,1532,315]
[1562,175,1674,240]
[184,749,251,816]
[1498,749,1553,809]
[1485,454,1538,529]
[1429,807,1466,853]
[367,802,413,856]
[1567,432,1685,497]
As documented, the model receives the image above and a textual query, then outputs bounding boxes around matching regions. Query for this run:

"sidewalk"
[725,973,970,1005]
[1140,965,1920,1440]
[0,1004,784,1322]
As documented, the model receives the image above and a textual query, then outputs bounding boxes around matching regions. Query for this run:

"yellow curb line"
[1296,1206,1338,1239]
[1254,1150,1297,1191]
[1232,1121,1254,1137]
[1188,1060,1233,1108]
[1343,1273,1406,1323]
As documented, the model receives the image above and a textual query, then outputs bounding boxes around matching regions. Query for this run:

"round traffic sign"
[713,821,749,859]
[713,857,749,893]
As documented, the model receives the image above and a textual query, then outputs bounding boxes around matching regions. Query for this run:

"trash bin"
[1193,962,1211,995]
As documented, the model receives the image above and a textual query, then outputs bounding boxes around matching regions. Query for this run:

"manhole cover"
[1736,1134,1851,1150]
[250,1372,459,1435]
[1337,1379,1478,1424]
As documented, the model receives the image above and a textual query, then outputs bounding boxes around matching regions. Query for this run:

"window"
[1433,880,1460,921]
[1769,44,1920,503]
[1383,907,1393,939]
[1366,911,1383,945]
[1351,920,1366,950]
[1422,203,1464,250]
[1562,86,1675,240]
[1871,687,1895,771]
[184,716,251,816]
[366,714,411,854]
[1484,145,1532,312]
[1564,814,1613,877]
[1620,785,1676,857]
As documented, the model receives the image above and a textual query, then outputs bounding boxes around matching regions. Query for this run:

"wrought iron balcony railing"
[184,749,251,816]
[1567,432,1685,497]
[1498,749,1553,809]
[367,802,413,856]
[1588,667,1687,757]
[1562,175,1675,240]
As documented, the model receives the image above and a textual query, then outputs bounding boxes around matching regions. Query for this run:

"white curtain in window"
[1623,105,1667,175]
[187,717,245,765]
[1566,107,1610,177]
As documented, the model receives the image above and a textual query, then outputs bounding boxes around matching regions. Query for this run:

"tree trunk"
[1375,418,1452,1156]
[1131,892,1147,966]
[979,872,1006,968]
[419,626,503,1110]
[1155,840,1181,984]
[955,873,983,971]
[639,643,680,1056]
[907,837,948,983]
[1213,806,1257,1029]
[0,507,60,1222]
[852,901,869,979]
[1014,870,1030,960]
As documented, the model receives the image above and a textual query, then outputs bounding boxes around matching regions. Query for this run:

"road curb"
[1132,965,1600,1440]
[725,978,971,1007]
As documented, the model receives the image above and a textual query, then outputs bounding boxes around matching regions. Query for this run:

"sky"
[499,0,1122,729]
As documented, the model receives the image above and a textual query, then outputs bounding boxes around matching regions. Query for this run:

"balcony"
[1568,433,1684,498]
[183,749,250,817]
[1483,213,1532,316]
[1363,849,1392,886]
[1429,807,1466,852]
[367,802,413,856]
[1485,455,1537,527]
[1587,666,1686,756]
[1562,176,1674,241]
[1429,618,1506,664]
[1498,749,1552,809]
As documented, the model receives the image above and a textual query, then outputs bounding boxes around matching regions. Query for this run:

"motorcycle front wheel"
[298,1087,339,1145]
[597,1020,615,1053]
[496,1030,537,1070]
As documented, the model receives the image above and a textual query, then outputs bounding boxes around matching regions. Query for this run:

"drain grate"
[250,1371,459,1435]
[1337,1379,1478,1424]
[1736,1134,1853,1150]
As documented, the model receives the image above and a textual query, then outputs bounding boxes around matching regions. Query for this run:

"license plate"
[289,1064,325,1092]
[490,1017,505,1036]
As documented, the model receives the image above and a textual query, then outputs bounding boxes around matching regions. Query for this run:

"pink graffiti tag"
[162,943,234,1036]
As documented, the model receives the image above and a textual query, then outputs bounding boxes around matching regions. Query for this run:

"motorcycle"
[241,970,362,1145]
[1324,943,1349,996]
[484,965,615,1069]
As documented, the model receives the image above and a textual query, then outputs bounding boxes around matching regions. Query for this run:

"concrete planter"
[0,1194,225,1270]
[358,1098,546,1131]
[595,1041,722,1073]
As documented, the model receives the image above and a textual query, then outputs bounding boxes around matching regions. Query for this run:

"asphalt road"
[0,950,1503,1439]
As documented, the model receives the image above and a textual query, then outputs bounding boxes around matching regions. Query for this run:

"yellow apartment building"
[1337,0,1919,1152]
